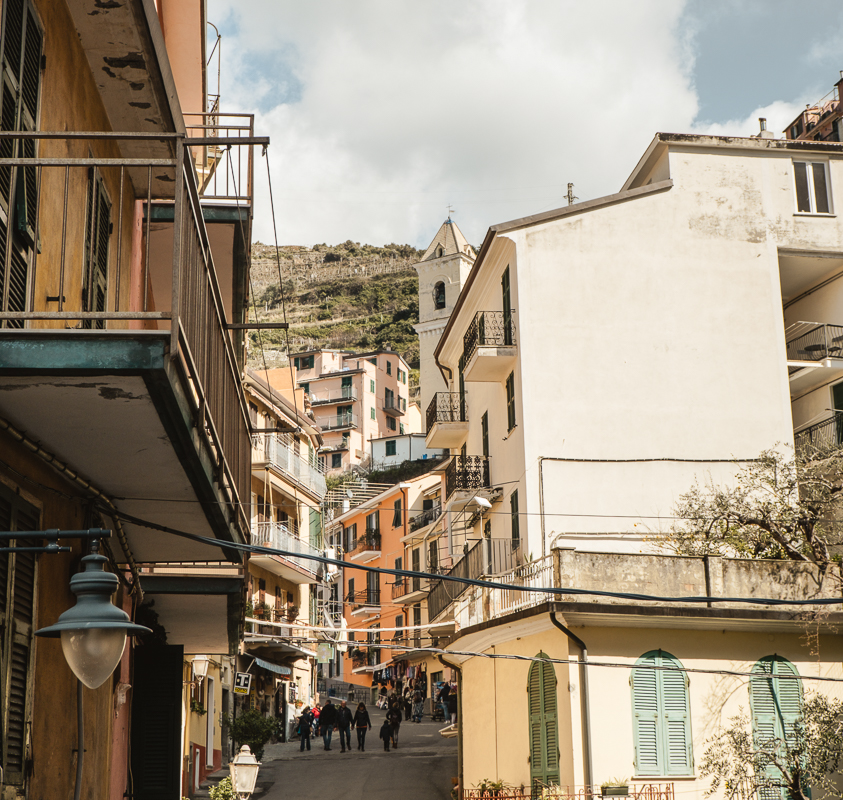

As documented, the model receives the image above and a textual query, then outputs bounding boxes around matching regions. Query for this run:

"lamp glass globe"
[60,627,127,689]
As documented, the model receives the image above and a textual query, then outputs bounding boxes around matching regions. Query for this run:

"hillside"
[246,240,424,396]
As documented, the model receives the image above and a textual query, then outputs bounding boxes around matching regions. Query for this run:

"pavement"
[255,717,458,800]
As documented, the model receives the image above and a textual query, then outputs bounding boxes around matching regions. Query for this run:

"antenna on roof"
[566,183,578,206]
[447,204,455,221]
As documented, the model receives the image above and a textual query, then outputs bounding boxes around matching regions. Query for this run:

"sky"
[207,0,843,250]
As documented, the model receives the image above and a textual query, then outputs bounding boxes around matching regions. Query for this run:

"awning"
[254,657,292,677]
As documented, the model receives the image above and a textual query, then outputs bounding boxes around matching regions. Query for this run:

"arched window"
[750,656,802,799]
[631,650,693,777]
[528,652,559,790]
[433,281,446,310]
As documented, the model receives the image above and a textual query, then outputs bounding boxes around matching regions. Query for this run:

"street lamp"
[192,654,210,684]
[35,552,150,688]
[229,744,261,799]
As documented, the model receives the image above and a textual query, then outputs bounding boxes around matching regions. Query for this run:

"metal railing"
[794,412,843,453]
[410,505,442,532]
[426,393,466,431]
[251,433,327,498]
[786,324,843,362]
[461,785,675,800]
[184,111,254,202]
[0,131,253,538]
[310,387,356,405]
[347,531,381,556]
[252,521,323,578]
[428,538,522,621]
[463,310,516,365]
[346,588,381,608]
[317,412,358,431]
[384,395,406,414]
[391,574,430,599]
[445,455,490,499]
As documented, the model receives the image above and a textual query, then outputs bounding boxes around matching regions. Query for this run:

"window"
[793,160,831,214]
[0,0,43,328]
[386,440,397,456]
[370,379,375,393]
[398,368,407,384]
[344,523,357,552]
[428,539,439,572]
[399,422,405,435]
[370,407,376,420]
[434,281,446,309]
[295,355,314,369]
[386,361,392,376]
[341,375,352,398]
[393,498,402,527]
[394,614,404,640]
[366,510,380,537]
[81,169,111,330]
[385,387,394,408]
[750,656,802,798]
[0,482,39,786]
[481,412,489,457]
[347,577,355,602]
[528,652,560,790]
[502,266,513,345]
[331,453,342,469]
[300,382,309,394]
[631,650,693,777]
[366,570,379,604]
[510,490,520,544]
[387,416,396,431]
[369,357,377,366]
[506,371,516,432]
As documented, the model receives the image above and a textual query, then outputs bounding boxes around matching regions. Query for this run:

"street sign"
[233,672,252,695]
[317,643,334,663]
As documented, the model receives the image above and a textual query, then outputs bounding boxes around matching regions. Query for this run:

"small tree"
[701,695,843,800]
[664,447,843,570]
[221,709,276,762]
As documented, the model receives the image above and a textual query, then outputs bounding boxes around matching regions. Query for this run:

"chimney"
[756,117,774,139]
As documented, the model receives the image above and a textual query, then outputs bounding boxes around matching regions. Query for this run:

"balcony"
[786,322,843,395]
[410,504,442,532]
[250,521,323,584]
[347,589,381,617]
[383,395,406,418]
[462,310,517,382]
[347,531,381,563]
[425,393,469,448]
[462,785,676,800]
[0,132,257,562]
[391,575,431,604]
[445,455,491,501]
[428,538,523,622]
[317,412,358,431]
[310,387,357,406]
[795,412,843,454]
[251,433,328,499]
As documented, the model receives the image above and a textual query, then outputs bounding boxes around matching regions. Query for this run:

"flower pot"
[601,788,628,797]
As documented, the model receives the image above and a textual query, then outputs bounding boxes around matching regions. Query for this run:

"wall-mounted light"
[192,654,210,684]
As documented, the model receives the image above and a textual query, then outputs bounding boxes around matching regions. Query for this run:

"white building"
[369,433,446,470]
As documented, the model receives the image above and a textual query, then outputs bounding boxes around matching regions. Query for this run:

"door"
[833,382,843,444]
[501,266,512,345]
[341,375,352,399]
[206,676,215,768]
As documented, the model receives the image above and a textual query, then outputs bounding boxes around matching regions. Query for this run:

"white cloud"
[691,100,805,139]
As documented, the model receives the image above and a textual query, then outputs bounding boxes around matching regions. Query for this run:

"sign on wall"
[233,672,253,695]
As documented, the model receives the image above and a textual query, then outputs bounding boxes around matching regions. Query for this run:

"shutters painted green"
[528,652,560,791]
[0,482,39,787]
[481,412,489,457]
[631,650,693,777]
[750,656,803,800]
[506,371,516,431]
[501,266,513,345]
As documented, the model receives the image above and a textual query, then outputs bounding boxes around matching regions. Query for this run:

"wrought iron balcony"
[391,574,431,602]
[347,588,380,614]
[410,504,442,532]
[445,455,490,499]
[310,387,357,405]
[425,392,469,448]
[346,531,381,561]
[251,433,327,498]
[795,412,843,453]
[462,311,516,382]
[786,323,843,362]
[317,412,358,431]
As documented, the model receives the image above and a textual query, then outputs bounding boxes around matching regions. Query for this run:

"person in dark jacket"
[320,698,338,750]
[336,699,354,752]
[298,706,314,752]
[379,717,392,751]
[447,691,457,724]
[386,701,402,748]
[352,702,372,751]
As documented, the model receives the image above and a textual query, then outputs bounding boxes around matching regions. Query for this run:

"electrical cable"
[104,506,843,608]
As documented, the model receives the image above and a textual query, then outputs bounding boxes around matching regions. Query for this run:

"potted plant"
[601,778,629,797]
[473,778,510,797]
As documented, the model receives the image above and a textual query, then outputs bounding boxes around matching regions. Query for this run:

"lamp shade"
[192,654,210,682]
[35,554,150,688]
[229,744,260,799]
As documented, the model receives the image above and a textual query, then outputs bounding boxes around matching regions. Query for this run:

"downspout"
[550,612,593,790]
[438,653,463,795]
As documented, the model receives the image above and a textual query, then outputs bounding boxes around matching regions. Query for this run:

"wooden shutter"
[528,652,559,791]
[0,484,39,787]
[501,266,512,345]
[506,371,516,431]
[632,658,661,775]
[661,657,692,775]
[82,170,111,329]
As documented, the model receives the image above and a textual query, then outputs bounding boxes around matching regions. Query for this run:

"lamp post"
[229,744,261,799]
[192,654,210,685]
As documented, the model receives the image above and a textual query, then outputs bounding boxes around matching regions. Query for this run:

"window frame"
[792,159,833,215]
[506,371,516,432]
[385,440,397,456]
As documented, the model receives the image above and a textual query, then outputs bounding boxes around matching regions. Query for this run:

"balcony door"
[833,382,843,445]
[341,375,352,399]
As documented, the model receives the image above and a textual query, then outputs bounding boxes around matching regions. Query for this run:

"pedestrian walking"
[297,706,314,752]
[320,698,338,750]
[403,686,412,721]
[336,699,354,753]
[379,716,392,751]
[311,705,320,737]
[387,701,402,748]
[447,691,457,724]
[436,681,451,722]
[352,701,372,751]
[411,689,424,723]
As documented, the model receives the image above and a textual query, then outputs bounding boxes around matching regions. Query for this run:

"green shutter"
[82,171,111,329]
[506,372,516,431]
[528,652,559,791]
[632,651,693,777]
[502,266,512,345]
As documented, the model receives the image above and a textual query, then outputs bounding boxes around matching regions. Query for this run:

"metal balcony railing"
[253,521,323,577]
[410,505,441,532]
[0,131,257,536]
[383,395,406,415]
[463,310,516,365]
[795,412,843,452]
[426,393,466,432]
[347,531,381,556]
[251,433,327,498]
[317,412,358,431]
[427,538,522,621]
[184,111,254,202]
[310,387,356,405]
[445,455,490,499]
[346,589,381,609]
[461,785,675,800]
[786,324,843,362]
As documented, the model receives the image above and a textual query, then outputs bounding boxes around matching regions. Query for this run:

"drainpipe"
[438,653,463,795]
[550,613,593,790]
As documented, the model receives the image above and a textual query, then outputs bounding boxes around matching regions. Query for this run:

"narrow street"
[257,719,458,800]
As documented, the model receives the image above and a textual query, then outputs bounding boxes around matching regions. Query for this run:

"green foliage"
[701,694,843,800]
[473,778,510,796]
[221,709,276,762]
[600,777,629,788]
[209,776,235,800]
[664,447,843,568]
[368,458,446,485]
[190,699,207,716]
